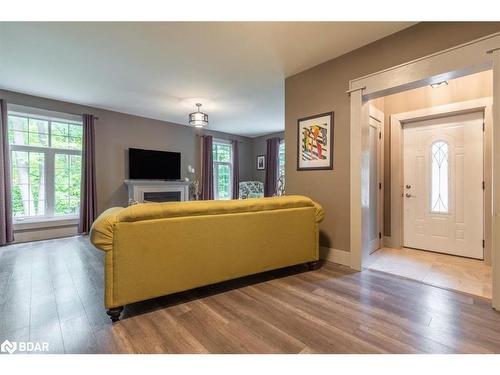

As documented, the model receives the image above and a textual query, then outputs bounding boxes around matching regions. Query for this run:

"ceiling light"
[430,81,448,88]
[189,103,208,128]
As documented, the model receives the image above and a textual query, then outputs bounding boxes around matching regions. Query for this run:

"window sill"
[14,216,79,230]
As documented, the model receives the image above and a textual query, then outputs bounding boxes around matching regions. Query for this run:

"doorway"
[355,69,494,298]
[364,74,493,299]
[349,32,500,308]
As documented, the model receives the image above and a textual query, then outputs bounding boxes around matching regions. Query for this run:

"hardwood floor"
[1,236,500,353]
[369,247,492,298]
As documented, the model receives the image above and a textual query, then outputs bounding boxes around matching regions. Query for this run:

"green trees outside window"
[8,112,82,219]
[212,141,233,200]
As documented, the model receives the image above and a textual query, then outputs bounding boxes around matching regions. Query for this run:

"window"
[8,106,83,222]
[277,140,285,195]
[213,140,233,200]
[431,141,449,213]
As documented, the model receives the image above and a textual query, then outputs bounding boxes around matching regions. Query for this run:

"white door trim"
[350,32,500,98]
[349,88,364,270]
[348,31,500,309]
[492,50,500,308]
[390,98,492,263]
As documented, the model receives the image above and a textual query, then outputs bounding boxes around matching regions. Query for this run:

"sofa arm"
[90,207,125,252]
[313,202,325,223]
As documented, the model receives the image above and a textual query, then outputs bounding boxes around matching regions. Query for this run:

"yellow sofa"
[90,195,324,322]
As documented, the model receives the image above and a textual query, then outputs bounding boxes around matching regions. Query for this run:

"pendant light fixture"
[189,103,209,128]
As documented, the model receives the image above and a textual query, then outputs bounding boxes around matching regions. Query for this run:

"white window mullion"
[45,149,55,217]
[48,119,52,148]
[225,161,233,198]
[213,162,219,199]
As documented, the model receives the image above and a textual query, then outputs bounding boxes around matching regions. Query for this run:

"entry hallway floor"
[1,236,500,353]
[369,247,492,299]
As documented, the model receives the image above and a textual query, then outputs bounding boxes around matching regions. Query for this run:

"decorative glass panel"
[431,141,449,213]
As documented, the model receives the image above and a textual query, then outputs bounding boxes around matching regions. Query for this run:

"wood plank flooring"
[1,236,500,354]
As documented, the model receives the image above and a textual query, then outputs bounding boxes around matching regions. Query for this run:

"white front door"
[403,111,484,259]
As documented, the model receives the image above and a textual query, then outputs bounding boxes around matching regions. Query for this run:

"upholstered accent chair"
[239,181,264,199]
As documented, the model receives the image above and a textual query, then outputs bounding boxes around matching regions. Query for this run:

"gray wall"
[0,89,254,215]
[285,22,500,252]
[251,131,285,183]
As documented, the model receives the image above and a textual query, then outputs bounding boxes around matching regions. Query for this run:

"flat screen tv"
[129,148,181,180]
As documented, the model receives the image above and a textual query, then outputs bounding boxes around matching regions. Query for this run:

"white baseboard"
[383,236,400,249]
[319,246,351,266]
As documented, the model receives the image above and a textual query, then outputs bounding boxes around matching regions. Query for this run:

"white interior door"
[403,111,484,259]
[368,107,383,254]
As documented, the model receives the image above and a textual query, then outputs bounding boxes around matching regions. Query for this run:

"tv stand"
[124,180,190,204]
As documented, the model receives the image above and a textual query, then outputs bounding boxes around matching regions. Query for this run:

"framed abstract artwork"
[256,155,266,170]
[297,111,334,170]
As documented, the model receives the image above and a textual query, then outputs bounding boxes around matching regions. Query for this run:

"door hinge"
[483,181,485,190]
[379,132,381,140]
[482,239,485,248]
[379,232,382,239]
[379,182,382,190]
[483,122,485,131]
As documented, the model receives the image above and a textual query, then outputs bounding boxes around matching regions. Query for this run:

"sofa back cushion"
[116,195,322,223]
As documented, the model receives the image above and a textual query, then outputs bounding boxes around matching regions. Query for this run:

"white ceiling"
[0,22,414,137]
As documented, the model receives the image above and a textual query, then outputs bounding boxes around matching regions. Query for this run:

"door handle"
[405,193,413,198]
[405,184,411,189]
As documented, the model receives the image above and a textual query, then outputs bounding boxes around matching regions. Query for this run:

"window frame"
[212,139,233,200]
[7,108,83,224]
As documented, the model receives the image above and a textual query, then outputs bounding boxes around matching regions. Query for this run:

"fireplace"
[143,191,181,202]
[124,180,190,204]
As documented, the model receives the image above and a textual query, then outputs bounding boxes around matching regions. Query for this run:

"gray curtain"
[78,114,97,234]
[264,137,280,197]
[232,140,239,199]
[0,99,14,245]
[201,135,214,200]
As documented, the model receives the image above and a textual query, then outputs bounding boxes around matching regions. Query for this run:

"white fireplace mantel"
[124,180,190,204]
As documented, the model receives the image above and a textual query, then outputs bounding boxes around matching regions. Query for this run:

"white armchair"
[239,181,264,199]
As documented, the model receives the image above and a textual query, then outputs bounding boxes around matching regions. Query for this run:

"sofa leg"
[107,306,124,322]
[307,261,320,271]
